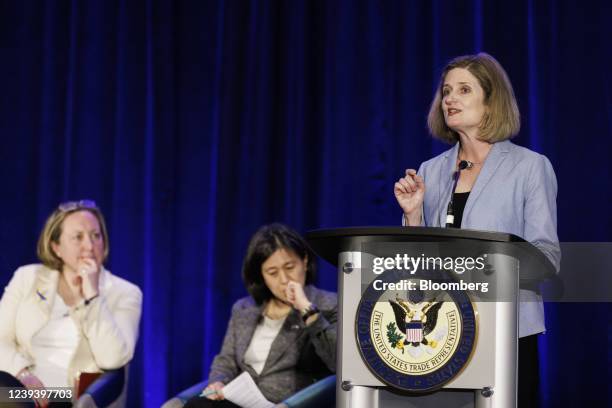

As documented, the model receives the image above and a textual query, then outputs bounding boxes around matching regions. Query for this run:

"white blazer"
[417,140,561,337]
[0,264,142,385]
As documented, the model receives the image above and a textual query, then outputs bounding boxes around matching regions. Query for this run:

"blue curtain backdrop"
[0,0,610,406]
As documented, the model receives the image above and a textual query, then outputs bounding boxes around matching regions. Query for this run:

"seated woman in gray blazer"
[0,200,142,407]
[184,223,337,408]
[394,53,560,408]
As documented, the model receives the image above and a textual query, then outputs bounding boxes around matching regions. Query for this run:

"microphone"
[445,161,469,227]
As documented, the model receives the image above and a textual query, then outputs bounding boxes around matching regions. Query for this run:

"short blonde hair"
[37,201,109,271]
[427,53,520,144]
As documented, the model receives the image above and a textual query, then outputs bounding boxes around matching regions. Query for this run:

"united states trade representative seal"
[356,270,477,392]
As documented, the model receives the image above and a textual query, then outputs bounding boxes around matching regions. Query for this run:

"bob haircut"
[242,223,317,305]
[37,200,109,271]
[427,52,520,144]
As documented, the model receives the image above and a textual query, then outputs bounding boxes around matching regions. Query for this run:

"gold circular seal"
[370,299,462,376]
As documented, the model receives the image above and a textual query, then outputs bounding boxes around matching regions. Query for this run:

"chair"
[162,375,336,408]
[278,375,336,408]
[73,367,128,408]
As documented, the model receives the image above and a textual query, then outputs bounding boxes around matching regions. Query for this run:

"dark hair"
[242,223,317,305]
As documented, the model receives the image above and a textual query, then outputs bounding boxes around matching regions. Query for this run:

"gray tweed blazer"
[208,285,337,403]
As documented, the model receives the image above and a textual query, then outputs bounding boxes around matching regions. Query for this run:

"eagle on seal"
[389,294,444,347]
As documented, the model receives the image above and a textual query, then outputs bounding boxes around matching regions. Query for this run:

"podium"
[306,227,555,408]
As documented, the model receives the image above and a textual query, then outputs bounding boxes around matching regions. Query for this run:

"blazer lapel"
[236,305,264,366]
[260,311,303,375]
[20,267,60,342]
[438,143,460,227]
[463,140,511,223]
[33,268,59,319]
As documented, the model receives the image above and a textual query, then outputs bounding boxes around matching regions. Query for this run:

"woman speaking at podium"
[394,53,560,407]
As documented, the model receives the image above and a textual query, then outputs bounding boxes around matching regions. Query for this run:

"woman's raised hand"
[394,169,425,225]
[77,257,100,299]
[284,281,311,311]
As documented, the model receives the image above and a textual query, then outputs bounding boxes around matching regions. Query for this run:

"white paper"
[222,371,275,408]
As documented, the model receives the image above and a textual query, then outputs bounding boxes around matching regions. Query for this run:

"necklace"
[457,157,482,170]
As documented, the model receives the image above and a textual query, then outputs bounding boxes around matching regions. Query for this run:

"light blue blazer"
[417,140,560,337]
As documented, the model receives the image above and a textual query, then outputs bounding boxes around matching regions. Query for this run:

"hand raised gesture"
[394,169,425,225]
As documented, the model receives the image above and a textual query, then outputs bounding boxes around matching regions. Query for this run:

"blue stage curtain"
[0,1,610,406]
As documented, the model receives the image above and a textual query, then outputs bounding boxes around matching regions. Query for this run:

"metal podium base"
[336,250,518,408]
[341,387,495,408]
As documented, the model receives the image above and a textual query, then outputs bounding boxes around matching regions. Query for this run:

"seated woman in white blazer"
[0,200,142,407]
[394,53,560,408]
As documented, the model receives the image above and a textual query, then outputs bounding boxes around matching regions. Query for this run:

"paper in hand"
[222,371,275,408]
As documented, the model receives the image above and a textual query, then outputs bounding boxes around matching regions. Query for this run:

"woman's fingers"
[286,281,310,310]
[209,391,224,401]
[394,182,407,195]
[83,257,96,267]
[77,259,97,278]
[396,174,419,195]
[403,176,418,191]
[286,282,300,301]
[284,285,294,302]
[204,382,225,400]
[404,170,425,191]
